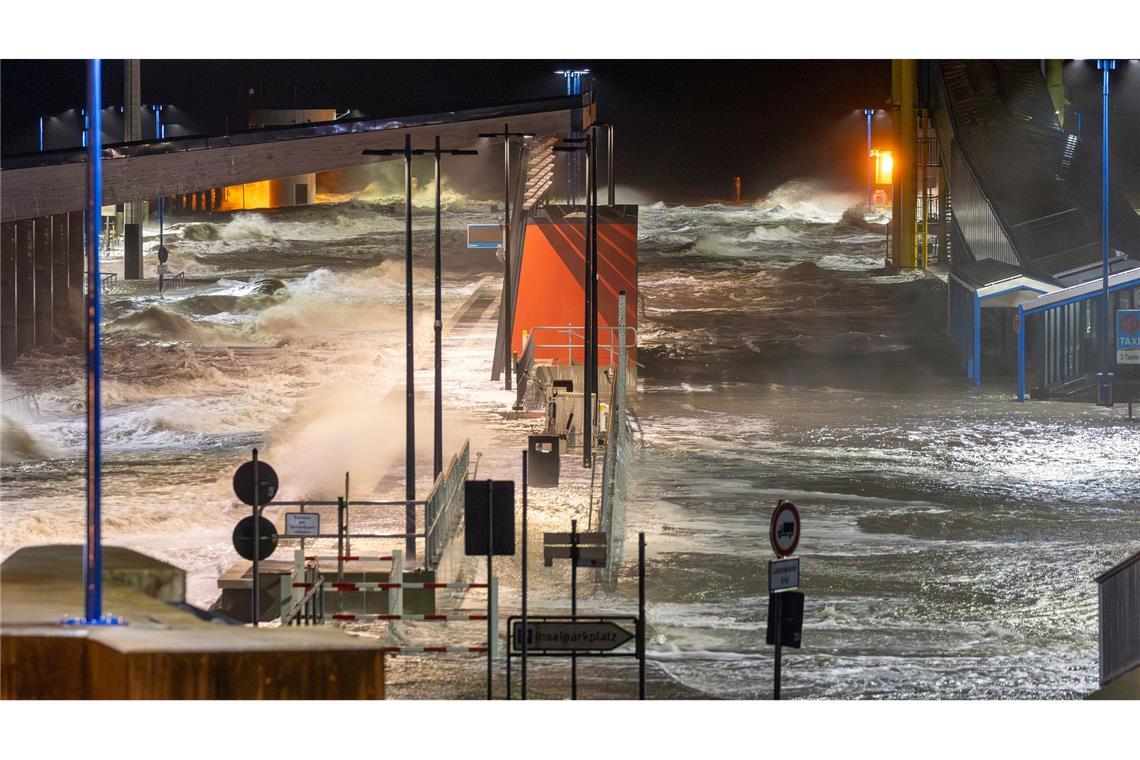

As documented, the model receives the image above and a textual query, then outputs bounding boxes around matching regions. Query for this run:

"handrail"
[424,439,470,571]
[101,272,117,294]
[1,391,40,418]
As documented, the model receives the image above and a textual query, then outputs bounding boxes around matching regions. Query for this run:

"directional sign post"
[512,619,635,652]
[768,500,802,700]
[509,532,646,700]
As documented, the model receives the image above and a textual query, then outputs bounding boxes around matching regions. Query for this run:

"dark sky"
[1,59,892,201]
[5,59,1138,202]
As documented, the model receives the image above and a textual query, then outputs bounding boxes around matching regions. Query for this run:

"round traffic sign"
[233,459,279,507]
[157,245,169,264]
[232,515,278,561]
[770,500,800,557]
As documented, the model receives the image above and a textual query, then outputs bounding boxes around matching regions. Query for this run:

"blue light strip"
[39,116,44,151]
[83,59,104,623]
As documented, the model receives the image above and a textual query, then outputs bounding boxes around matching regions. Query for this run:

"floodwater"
[2,179,1136,698]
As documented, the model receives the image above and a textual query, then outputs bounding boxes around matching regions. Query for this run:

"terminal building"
[889,60,1140,401]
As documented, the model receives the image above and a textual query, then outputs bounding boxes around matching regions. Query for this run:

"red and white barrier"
[381,646,487,655]
[304,555,394,563]
[331,613,488,622]
[294,581,487,592]
[290,548,499,658]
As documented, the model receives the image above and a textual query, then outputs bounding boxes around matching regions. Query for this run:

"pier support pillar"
[68,211,84,340]
[1,223,16,365]
[15,220,36,355]
[124,222,143,280]
[33,217,54,349]
[51,214,70,342]
[123,59,144,281]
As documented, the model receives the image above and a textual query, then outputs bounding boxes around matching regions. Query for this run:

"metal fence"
[595,295,632,587]
[1,391,40,419]
[424,439,470,572]
[1097,551,1140,686]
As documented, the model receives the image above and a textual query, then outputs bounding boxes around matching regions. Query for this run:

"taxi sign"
[770,500,800,557]
[1118,309,1140,364]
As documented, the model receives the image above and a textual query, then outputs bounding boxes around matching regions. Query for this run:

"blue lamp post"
[1096,59,1116,407]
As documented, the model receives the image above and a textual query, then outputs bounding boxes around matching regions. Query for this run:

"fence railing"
[424,439,471,572]
[101,272,118,294]
[1,391,40,419]
[1097,550,1140,686]
[595,295,632,587]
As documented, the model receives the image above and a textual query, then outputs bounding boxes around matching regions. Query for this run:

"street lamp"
[864,108,875,208]
[1096,59,1116,407]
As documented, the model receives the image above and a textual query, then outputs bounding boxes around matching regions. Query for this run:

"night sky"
[3,59,1137,202]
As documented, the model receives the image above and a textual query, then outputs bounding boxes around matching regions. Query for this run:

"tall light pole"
[864,108,875,208]
[81,59,109,624]
[363,135,419,559]
[1096,59,1116,407]
[422,136,477,480]
[554,133,597,467]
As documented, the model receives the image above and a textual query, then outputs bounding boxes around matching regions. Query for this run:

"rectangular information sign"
[284,512,319,537]
[467,224,503,249]
[768,558,800,592]
[1118,309,1140,364]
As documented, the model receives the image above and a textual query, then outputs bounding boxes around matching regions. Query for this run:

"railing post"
[390,549,403,640]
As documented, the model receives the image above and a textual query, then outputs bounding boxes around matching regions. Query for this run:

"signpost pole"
[434,136,444,480]
[403,133,417,559]
[522,450,529,700]
[582,135,593,469]
[773,591,782,700]
[487,479,494,700]
[638,531,646,700]
[251,447,260,627]
[571,518,578,700]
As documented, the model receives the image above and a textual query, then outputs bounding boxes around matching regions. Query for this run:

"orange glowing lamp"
[871,149,893,186]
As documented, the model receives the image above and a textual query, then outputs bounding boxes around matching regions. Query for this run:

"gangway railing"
[595,293,632,587]
[264,439,470,573]
[424,439,470,572]
[515,325,639,410]
[1,391,40,418]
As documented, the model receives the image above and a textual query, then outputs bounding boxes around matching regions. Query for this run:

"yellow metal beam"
[891,59,918,268]
[1045,59,1065,129]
